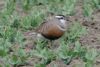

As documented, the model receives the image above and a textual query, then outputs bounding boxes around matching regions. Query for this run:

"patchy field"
[0,0,100,67]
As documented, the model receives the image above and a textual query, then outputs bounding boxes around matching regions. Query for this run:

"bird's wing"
[36,18,58,34]
[35,21,47,33]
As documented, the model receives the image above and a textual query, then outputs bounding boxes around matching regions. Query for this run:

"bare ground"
[0,0,100,67]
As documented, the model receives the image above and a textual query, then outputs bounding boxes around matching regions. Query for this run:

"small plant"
[83,3,93,17]
[47,0,77,15]
[64,22,86,43]
[84,48,97,67]
[33,40,56,65]
[57,41,74,65]
[62,0,77,15]
[5,0,16,15]
[91,0,100,9]
[20,8,45,30]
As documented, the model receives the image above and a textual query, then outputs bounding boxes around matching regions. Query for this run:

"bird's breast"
[42,25,65,40]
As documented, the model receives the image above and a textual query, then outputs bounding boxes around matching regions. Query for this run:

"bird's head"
[55,15,70,24]
[55,15,70,21]
[55,15,70,31]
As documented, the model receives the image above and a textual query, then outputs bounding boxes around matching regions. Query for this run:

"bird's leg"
[47,40,53,48]
[50,40,53,47]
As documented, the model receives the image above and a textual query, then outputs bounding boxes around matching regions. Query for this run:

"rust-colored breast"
[43,25,64,40]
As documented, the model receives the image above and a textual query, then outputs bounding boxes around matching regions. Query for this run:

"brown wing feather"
[35,21,46,32]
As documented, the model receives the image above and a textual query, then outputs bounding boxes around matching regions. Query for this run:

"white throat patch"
[59,19,66,25]
[58,19,66,31]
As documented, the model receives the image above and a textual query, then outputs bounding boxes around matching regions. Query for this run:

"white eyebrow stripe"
[55,16,62,18]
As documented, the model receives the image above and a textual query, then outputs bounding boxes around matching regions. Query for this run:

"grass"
[83,0,100,17]
[0,0,100,67]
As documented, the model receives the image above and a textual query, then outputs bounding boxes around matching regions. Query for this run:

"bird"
[35,15,69,48]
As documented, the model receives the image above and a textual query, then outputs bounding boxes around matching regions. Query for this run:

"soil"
[0,0,100,67]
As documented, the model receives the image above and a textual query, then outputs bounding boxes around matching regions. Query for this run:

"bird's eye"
[60,17,64,19]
